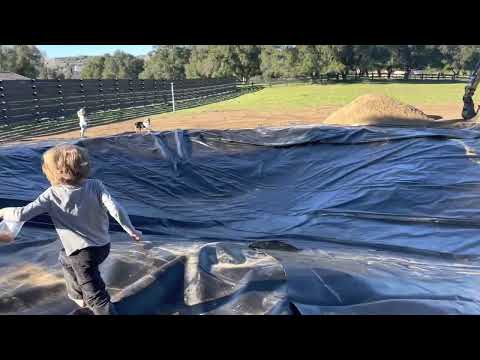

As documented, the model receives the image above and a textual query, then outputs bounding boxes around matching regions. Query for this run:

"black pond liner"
[1,124,480,315]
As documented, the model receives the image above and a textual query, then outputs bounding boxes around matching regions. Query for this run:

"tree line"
[1,45,479,82]
[81,45,480,82]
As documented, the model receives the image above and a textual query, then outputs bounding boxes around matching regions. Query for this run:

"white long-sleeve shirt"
[77,109,88,127]
[2,179,135,255]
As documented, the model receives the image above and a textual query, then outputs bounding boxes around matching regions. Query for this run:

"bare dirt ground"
[19,103,464,144]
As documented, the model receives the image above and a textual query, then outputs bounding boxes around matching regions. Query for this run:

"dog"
[134,118,151,133]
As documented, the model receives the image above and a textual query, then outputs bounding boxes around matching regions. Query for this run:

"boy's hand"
[130,229,143,242]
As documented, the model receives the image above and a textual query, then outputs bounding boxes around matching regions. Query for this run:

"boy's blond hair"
[42,144,90,185]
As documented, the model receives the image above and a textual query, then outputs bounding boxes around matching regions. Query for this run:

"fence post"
[80,79,86,111]
[153,79,158,106]
[128,79,133,109]
[0,80,7,126]
[115,78,120,121]
[98,79,105,113]
[57,78,63,121]
[140,79,147,109]
[32,79,40,123]
[171,82,175,112]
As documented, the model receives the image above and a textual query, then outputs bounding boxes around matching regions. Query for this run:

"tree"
[259,45,299,79]
[281,46,303,78]
[185,45,261,82]
[140,46,191,80]
[349,45,388,76]
[80,51,144,79]
[369,46,390,76]
[12,45,43,78]
[383,45,437,79]
[229,45,261,83]
[185,45,235,79]
[60,65,75,79]
[260,46,282,79]
[198,45,237,78]
[185,46,211,79]
[437,45,463,76]
[102,54,120,78]
[0,46,16,71]
[456,46,480,74]
[0,45,44,78]
[81,56,105,78]
[102,51,143,79]
[323,45,357,79]
[294,45,321,79]
[292,45,345,79]
[422,45,443,71]
[39,66,65,80]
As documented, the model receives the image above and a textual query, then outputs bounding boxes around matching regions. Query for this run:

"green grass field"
[169,82,478,116]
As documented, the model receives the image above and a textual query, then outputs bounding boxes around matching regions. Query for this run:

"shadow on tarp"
[1,124,480,314]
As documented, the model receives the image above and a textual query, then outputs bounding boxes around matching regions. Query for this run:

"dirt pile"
[0,264,63,289]
[324,94,434,126]
[0,264,65,313]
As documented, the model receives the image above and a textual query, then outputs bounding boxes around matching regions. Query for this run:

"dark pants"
[59,243,117,315]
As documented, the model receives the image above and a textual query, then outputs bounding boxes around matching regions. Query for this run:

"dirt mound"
[0,265,62,286]
[0,264,65,313]
[324,94,434,126]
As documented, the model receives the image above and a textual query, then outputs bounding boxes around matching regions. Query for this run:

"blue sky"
[37,45,154,58]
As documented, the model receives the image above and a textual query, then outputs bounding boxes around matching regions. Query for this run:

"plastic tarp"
[0,125,480,315]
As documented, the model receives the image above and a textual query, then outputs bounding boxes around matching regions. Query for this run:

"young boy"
[77,108,88,138]
[0,144,142,315]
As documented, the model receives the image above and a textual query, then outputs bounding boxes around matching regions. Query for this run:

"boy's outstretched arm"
[98,182,143,241]
[0,189,51,222]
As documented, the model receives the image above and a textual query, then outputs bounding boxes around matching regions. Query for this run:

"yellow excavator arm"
[462,60,480,120]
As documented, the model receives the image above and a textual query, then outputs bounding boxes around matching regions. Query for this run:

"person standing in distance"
[77,108,88,138]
